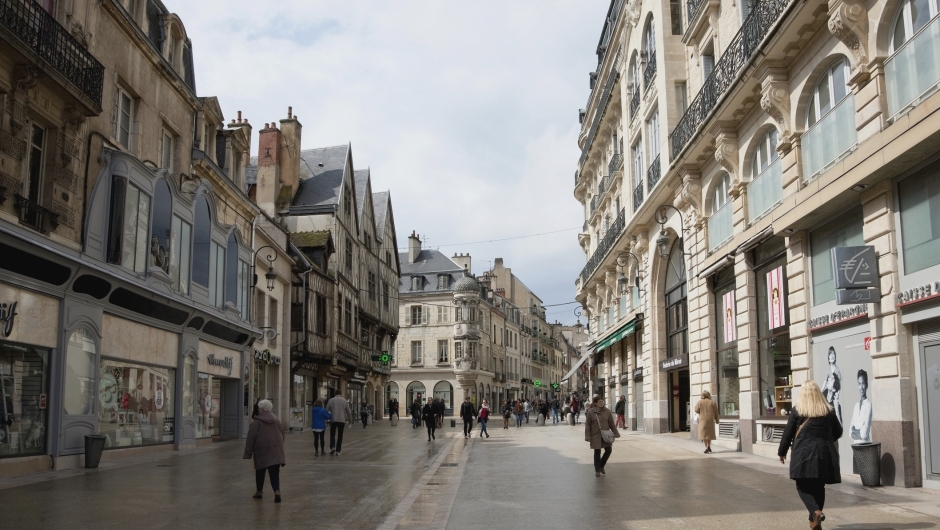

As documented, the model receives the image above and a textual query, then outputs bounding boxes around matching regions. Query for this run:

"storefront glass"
[64,328,96,416]
[810,206,863,305]
[98,359,175,447]
[195,373,220,438]
[0,341,49,457]
[714,267,739,416]
[755,239,791,417]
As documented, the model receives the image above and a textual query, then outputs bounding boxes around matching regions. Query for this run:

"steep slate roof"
[353,169,370,224]
[244,162,257,193]
[399,249,464,294]
[372,191,389,242]
[290,230,333,249]
[290,145,350,211]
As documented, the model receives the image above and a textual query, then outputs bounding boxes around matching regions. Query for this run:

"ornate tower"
[453,274,482,401]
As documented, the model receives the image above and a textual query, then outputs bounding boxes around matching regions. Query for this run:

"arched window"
[643,19,657,89]
[629,53,641,118]
[886,0,940,115]
[107,176,150,273]
[747,129,782,223]
[803,57,856,179]
[406,381,426,405]
[225,232,238,304]
[64,328,96,416]
[433,381,453,412]
[664,239,688,364]
[192,195,211,287]
[708,173,733,250]
[385,382,399,408]
[150,179,172,274]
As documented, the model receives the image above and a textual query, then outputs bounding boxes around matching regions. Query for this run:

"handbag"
[595,411,615,444]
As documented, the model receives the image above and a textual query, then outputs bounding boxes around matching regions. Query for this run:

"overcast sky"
[173,1,610,324]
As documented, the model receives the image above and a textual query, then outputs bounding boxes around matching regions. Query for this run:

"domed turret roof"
[453,274,481,293]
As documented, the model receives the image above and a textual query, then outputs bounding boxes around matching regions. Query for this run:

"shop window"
[887,0,940,115]
[64,328,96,416]
[192,196,211,287]
[665,240,688,361]
[411,341,423,364]
[182,356,195,416]
[169,215,191,294]
[803,58,856,179]
[151,179,172,274]
[899,168,940,274]
[98,358,175,447]
[754,238,791,417]
[810,206,864,305]
[315,294,327,334]
[209,241,224,308]
[0,341,50,457]
[195,373,219,439]
[434,381,453,412]
[406,381,425,405]
[438,340,449,363]
[21,121,48,231]
[107,176,150,273]
[713,267,739,417]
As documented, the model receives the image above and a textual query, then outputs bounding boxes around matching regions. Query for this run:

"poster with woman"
[767,266,786,330]
[723,291,736,343]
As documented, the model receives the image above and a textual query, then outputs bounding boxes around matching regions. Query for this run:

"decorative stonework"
[58,106,86,165]
[0,130,26,160]
[828,0,869,84]
[54,166,80,193]
[0,170,19,196]
[11,65,40,135]
[713,128,739,183]
[674,170,703,230]
[625,0,642,27]
[50,200,75,228]
[759,71,792,151]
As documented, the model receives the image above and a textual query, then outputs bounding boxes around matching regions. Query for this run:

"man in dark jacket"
[551,397,560,424]
[615,395,627,429]
[422,398,437,441]
[459,397,476,438]
[411,400,421,428]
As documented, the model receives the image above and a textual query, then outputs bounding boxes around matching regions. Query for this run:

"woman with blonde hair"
[778,380,843,530]
[694,390,719,454]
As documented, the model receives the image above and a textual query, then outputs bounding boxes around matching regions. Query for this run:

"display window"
[98,359,175,447]
[754,238,792,417]
[195,373,220,438]
[713,267,739,417]
[0,341,49,457]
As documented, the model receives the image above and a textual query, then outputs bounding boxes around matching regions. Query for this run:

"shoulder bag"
[595,410,615,444]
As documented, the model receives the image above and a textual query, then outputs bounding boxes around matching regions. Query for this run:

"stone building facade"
[574,0,940,487]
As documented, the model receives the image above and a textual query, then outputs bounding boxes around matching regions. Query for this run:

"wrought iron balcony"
[633,181,644,212]
[629,88,640,120]
[578,55,621,171]
[14,194,58,233]
[579,209,625,285]
[643,53,657,91]
[608,154,623,174]
[598,175,610,196]
[646,155,661,192]
[669,0,792,160]
[687,0,706,21]
[590,195,598,216]
[0,0,105,108]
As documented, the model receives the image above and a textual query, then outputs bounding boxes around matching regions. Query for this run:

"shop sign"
[832,246,878,289]
[38,393,46,409]
[632,368,643,380]
[897,282,940,305]
[351,372,366,382]
[607,376,617,388]
[620,373,630,385]
[808,304,868,330]
[154,389,165,411]
[659,353,689,372]
[207,354,234,375]
[0,301,16,337]
[254,349,281,366]
[163,417,174,437]
[289,408,305,430]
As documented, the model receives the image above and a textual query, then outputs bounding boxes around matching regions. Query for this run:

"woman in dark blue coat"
[778,380,843,530]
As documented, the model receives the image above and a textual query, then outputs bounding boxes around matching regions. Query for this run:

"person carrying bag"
[584,394,620,477]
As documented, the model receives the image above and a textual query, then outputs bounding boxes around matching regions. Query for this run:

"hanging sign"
[767,266,786,330]
[723,291,736,343]
[832,246,881,306]
[254,349,281,365]
[154,388,165,411]
[39,394,46,409]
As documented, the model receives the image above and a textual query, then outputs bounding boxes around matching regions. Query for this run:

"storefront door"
[220,379,240,440]
[670,370,690,432]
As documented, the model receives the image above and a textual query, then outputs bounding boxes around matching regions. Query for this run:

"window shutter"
[111,85,120,140]
[422,306,428,324]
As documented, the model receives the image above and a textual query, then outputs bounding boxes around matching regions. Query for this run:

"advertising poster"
[289,407,305,430]
[812,328,873,473]
[723,291,736,343]
[767,266,786,330]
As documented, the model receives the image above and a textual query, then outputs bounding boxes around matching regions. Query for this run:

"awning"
[561,345,595,383]
[594,317,640,352]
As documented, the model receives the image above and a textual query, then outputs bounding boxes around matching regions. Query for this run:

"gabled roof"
[398,249,464,294]
[291,145,350,210]
[353,169,370,224]
[373,191,389,242]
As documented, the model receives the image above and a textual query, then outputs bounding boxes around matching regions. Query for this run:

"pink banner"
[768,266,786,330]
[723,291,736,343]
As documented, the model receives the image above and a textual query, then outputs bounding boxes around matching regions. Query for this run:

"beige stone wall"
[101,314,176,367]
[0,285,59,349]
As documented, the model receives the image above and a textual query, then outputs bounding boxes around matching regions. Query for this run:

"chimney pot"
[288,106,293,119]
[237,110,242,123]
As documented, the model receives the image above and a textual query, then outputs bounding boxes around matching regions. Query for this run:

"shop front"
[291,362,319,430]
[196,341,242,441]
[347,372,367,423]
[663,239,689,433]
[252,348,282,411]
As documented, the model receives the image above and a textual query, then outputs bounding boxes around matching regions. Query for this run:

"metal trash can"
[84,435,107,469]
[450,419,456,428]
[852,442,881,487]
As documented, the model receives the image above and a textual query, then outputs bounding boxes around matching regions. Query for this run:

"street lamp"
[615,252,643,297]
[654,205,694,272]
[573,307,584,333]
[252,245,278,292]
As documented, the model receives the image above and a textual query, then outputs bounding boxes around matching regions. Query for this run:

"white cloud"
[172,0,609,323]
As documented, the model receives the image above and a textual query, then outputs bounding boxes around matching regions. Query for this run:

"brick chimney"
[408,231,422,264]
[277,106,302,213]
[254,122,281,217]
[452,252,471,274]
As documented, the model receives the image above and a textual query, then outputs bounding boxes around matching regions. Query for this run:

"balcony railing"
[14,194,58,233]
[643,53,657,90]
[580,209,625,284]
[630,88,640,120]
[646,155,661,192]
[590,195,598,216]
[599,175,610,196]
[687,0,706,21]
[747,158,782,223]
[886,14,940,118]
[608,153,623,174]
[707,201,733,251]
[633,181,644,212]
[0,0,105,107]
[578,56,621,170]
[669,0,792,160]
[801,94,857,181]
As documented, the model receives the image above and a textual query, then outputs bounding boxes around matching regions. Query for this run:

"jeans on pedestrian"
[524,411,530,423]
[361,412,369,427]
[479,418,488,436]
[330,422,345,452]
[795,478,826,520]
[313,430,325,453]
[574,412,581,424]
[593,447,612,471]
[426,423,436,440]
[463,418,473,436]
[255,464,280,492]
[552,409,559,423]
[515,414,523,427]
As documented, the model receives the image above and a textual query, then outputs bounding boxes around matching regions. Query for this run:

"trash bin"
[450,419,456,428]
[84,435,107,469]
[852,442,881,487]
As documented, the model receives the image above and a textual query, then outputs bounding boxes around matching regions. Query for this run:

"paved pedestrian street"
[3,420,940,530]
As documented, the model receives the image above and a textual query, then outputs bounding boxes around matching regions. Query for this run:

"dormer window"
[438,274,450,290]
[411,276,422,291]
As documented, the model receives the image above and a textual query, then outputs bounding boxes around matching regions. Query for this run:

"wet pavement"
[2,418,940,529]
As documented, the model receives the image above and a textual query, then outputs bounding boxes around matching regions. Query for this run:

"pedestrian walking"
[359,399,370,428]
[422,398,437,441]
[325,392,352,456]
[478,399,490,438]
[615,395,627,429]
[571,397,581,425]
[694,390,720,453]
[310,399,331,457]
[513,399,524,428]
[539,400,550,425]
[502,399,512,429]
[523,399,531,423]
[551,397,560,424]
[460,396,476,438]
[243,399,285,503]
[585,394,620,477]
[435,398,445,429]
[389,398,399,422]
[778,380,843,530]
[411,400,421,428]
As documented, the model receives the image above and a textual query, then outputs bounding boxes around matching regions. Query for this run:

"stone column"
[735,250,759,452]
[785,232,811,390]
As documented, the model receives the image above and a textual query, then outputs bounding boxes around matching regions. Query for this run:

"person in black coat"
[459,397,476,438]
[778,380,843,530]
[422,398,437,441]
[411,400,421,429]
